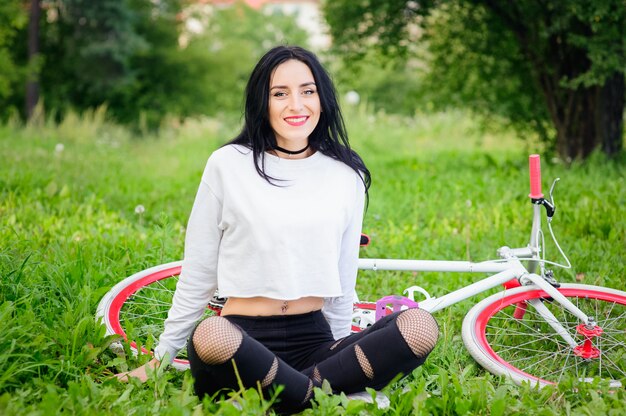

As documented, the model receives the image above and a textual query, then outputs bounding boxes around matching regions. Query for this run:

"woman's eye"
[273,91,287,97]
[303,89,316,95]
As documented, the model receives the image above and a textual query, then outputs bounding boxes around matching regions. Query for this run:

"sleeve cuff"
[154,343,177,364]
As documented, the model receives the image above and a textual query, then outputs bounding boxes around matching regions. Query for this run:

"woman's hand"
[115,357,160,383]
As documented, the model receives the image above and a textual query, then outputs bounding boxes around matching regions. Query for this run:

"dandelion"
[465,199,472,208]
[345,90,360,105]
[186,17,203,34]
[134,204,145,215]
[55,143,64,154]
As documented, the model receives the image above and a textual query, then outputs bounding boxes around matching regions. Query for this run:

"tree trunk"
[550,85,597,161]
[547,74,624,161]
[26,0,41,120]
[482,2,624,160]
[596,72,625,157]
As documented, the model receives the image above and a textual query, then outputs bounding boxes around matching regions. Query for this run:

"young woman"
[118,46,439,414]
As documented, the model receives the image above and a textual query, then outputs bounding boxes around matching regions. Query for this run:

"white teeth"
[286,117,306,123]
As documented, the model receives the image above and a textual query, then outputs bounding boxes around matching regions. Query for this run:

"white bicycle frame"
[356,194,590,349]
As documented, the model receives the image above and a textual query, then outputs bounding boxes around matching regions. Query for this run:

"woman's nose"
[288,95,303,111]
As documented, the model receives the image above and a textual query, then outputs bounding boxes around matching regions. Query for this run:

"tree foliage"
[325,0,626,160]
[0,1,28,119]
[39,0,148,117]
[422,2,552,141]
[329,48,427,116]
[0,0,308,127]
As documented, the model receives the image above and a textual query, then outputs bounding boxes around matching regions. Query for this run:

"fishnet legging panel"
[312,366,322,384]
[303,380,314,404]
[192,317,243,365]
[329,338,344,350]
[354,344,374,379]
[260,354,313,405]
[261,357,278,388]
[396,308,439,357]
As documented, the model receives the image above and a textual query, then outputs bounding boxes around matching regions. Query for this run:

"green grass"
[1,108,624,415]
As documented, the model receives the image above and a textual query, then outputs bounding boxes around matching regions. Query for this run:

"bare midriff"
[220,296,324,316]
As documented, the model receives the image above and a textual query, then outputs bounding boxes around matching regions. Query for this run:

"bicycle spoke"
[488,333,567,353]
[136,284,175,293]
[556,350,572,381]
[599,353,626,378]
[510,350,566,373]
[123,300,172,309]
[485,325,572,348]
[500,350,556,365]
[597,334,626,351]
[489,341,565,356]
[121,310,169,319]
[541,355,584,380]
[597,310,626,331]
[491,308,553,336]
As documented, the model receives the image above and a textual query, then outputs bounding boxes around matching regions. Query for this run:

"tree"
[18,0,308,128]
[39,0,148,117]
[113,0,308,127]
[325,0,625,160]
[0,0,27,121]
[26,0,41,120]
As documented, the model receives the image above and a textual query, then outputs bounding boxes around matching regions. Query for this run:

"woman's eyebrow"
[270,82,316,90]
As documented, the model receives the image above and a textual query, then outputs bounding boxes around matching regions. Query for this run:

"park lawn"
[0,109,624,415]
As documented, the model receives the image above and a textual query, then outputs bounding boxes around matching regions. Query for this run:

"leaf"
[490,385,508,416]
[59,184,70,198]
[45,181,58,197]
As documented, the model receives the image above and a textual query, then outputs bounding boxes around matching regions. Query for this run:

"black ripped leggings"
[187,309,438,414]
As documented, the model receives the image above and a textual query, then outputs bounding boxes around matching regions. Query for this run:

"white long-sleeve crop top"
[154,144,365,362]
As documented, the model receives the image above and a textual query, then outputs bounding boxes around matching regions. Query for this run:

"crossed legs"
[188,308,438,413]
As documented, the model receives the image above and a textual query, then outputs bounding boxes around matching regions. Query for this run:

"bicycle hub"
[573,323,603,359]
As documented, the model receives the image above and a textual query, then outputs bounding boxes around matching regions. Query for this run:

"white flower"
[55,143,64,153]
[345,90,360,105]
[134,204,145,215]
[186,17,203,34]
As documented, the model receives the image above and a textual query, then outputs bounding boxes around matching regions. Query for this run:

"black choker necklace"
[273,143,310,155]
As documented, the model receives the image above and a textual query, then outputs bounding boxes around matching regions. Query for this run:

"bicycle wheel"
[462,283,626,387]
[96,261,221,370]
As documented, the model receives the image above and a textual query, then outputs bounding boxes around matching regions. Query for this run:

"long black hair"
[228,45,371,194]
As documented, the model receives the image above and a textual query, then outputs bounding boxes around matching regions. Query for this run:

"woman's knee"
[192,316,243,365]
[395,308,439,358]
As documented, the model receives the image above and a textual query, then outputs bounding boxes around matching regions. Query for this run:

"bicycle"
[96,154,626,387]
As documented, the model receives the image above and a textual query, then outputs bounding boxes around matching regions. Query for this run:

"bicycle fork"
[519,273,602,356]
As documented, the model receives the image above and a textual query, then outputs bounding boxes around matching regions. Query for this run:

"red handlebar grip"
[528,154,544,199]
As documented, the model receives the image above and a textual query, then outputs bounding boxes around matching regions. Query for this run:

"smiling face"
[268,59,321,151]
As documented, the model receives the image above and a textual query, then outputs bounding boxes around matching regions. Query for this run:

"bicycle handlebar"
[528,154,544,199]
